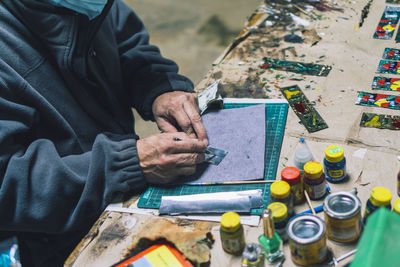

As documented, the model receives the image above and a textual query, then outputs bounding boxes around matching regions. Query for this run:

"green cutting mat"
[137,101,288,215]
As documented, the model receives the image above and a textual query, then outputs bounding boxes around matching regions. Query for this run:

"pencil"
[182,180,277,186]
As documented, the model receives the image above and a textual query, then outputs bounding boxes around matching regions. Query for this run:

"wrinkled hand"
[152,91,208,145]
[136,132,206,184]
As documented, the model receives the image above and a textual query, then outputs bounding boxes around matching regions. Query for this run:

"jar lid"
[270,181,290,199]
[393,198,400,214]
[323,192,361,219]
[287,215,326,244]
[267,202,288,222]
[325,145,344,163]
[281,167,301,183]
[370,187,392,206]
[221,212,240,232]
[303,161,323,179]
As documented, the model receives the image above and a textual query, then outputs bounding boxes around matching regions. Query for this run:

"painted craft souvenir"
[377,60,400,75]
[360,113,400,130]
[382,48,400,61]
[371,77,400,91]
[280,85,328,133]
[355,91,400,110]
[373,6,400,39]
[261,58,331,77]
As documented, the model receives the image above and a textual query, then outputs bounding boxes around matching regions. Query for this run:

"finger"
[155,117,179,133]
[182,101,208,144]
[173,166,197,176]
[169,153,205,166]
[169,103,196,137]
[168,138,207,153]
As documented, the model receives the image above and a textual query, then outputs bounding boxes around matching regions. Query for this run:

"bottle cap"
[303,161,323,179]
[325,145,344,163]
[221,212,241,232]
[370,187,392,207]
[394,198,400,214]
[270,181,290,199]
[262,209,275,238]
[281,167,301,184]
[267,202,288,223]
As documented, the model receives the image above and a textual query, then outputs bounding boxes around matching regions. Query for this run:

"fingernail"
[202,139,209,146]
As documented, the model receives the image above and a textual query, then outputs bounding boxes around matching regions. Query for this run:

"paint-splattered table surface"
[66,0,400,266]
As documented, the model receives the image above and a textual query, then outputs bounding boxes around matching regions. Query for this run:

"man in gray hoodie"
[0,0,207,265]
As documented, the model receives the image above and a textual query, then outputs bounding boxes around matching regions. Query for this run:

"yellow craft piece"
[390,81,400,91]
[383,24,395,32]
[375,98,389,106]
[365,115,381,127]
[146,245,184,267]
[283,90,300,99]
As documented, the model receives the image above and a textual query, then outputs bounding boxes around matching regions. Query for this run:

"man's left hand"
[152,91,208,145]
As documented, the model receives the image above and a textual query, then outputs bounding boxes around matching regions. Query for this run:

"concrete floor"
[123,0,260,137]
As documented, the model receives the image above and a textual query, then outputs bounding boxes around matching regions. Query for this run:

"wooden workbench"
[65,0,400,266]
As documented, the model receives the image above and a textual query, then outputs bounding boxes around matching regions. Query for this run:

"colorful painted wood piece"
[261,57,331,76]
[373,6,400,40]
[360,113,400,130]
[280,85,328,133]
[371,77,400,91]
[355,91,400,110]
[377,60,400,75]
[382,48,400,60]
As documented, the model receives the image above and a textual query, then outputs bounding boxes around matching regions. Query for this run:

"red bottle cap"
[281,167,301,184]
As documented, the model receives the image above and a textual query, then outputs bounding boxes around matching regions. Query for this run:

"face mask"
[46,0,108,20]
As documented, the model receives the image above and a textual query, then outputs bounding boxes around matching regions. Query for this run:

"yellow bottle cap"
[393,198,400,214]
[303,161,323,179]
[267,202,288,223]
[270,181,290,199]
[221,212,240,232]
[370,187,392,206]
[325,145,344,163]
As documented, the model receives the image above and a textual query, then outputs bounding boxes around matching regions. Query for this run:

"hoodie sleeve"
[112,0,194,121]
[0,93,147,234]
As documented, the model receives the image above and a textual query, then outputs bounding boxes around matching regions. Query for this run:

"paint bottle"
[220,212,245,255]
[323,145,347,183]
[267,202,289,243]
[392,198,400,215]
[303,161,326,200]
[293,138,314,175]
[241,243,264,267]
[287,214,328,266]
[281,166,304,204]
[270,180,294,217]
[258,209,283,262]
[324,191,362,243]
[363,187,392,224]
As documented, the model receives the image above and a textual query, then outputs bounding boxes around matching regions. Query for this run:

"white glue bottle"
[293,138,314,175]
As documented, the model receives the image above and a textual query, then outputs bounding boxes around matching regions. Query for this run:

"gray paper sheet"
[186,104,266,183]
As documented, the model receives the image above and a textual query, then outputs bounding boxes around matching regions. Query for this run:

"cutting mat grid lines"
[138,102,288,215]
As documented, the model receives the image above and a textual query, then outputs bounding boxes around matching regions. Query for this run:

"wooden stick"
[304,190,316,215]
[184,180,276,186]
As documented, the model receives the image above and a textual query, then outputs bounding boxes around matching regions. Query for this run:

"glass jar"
[220,212,245,255]
[363,187,392,224]
[270,180,294,217]
[323,145,347,183]
[267,202,289,242]
[281,166,304,204]
[303,161,326,200]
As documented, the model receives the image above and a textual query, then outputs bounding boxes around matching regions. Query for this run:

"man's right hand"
[136,132,206,184]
